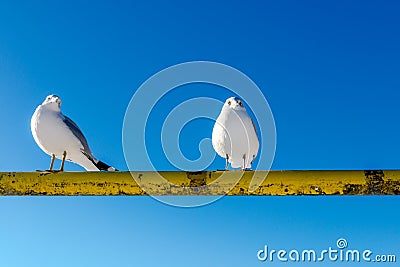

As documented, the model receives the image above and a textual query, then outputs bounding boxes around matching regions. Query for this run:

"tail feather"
[83,151,117,171]
[82,151,118,172]
[94,160,118,172]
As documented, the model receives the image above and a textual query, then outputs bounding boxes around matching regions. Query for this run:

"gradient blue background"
[0,0,399,266]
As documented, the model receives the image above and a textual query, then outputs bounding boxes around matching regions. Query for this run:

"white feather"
[212,97,259,169]
[31,95,102,171]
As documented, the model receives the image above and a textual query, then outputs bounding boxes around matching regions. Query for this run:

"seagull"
[31,94,117,172]
[212,97,259,170]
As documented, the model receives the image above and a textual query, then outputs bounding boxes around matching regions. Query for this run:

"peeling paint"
[0,171,400,196]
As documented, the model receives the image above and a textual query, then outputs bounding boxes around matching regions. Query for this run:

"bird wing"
[251,118,259,140]
[62,115,93,157]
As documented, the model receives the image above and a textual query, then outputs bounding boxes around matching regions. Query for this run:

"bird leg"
[59,151,67,172]
[42,151,67,173]
[242,154,246,171]
[225,154,229,170]
[36,154,57,172]
[37,153,61,173]
[49,154,55,170]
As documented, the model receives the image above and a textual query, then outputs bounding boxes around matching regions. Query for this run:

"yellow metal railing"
[0,170,399,196]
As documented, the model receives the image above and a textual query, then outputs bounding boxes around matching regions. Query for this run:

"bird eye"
[239,101,243,107]
[227,101,231,105]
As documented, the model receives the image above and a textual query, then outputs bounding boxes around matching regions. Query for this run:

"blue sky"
[0,0,399,266]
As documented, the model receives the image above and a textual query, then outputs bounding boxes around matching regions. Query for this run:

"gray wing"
[251,118,259,139]
[62,115,93,156]
[250,119,259,164]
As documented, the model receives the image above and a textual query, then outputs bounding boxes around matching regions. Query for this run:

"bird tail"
[94,159,118,171]
[81,151,118,171]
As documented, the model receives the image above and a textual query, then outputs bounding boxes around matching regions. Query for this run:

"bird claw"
[36,169,63,173]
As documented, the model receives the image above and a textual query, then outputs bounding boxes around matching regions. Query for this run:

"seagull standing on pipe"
[31,94,117,172]
[212,97,259,170]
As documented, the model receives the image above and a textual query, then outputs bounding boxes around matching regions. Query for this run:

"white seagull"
[212,97,259,170]
[31,94,117,172]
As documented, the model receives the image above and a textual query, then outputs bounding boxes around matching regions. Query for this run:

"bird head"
[42,94,62,111]
[224,97,245,111]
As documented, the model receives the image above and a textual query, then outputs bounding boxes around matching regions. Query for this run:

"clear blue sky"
[0,0,399,266]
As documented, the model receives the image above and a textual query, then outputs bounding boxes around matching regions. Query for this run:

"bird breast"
[31,106,83,159]
[213,108,259,158]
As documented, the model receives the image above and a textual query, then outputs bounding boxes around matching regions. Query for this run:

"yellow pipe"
[0,170,399,196]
